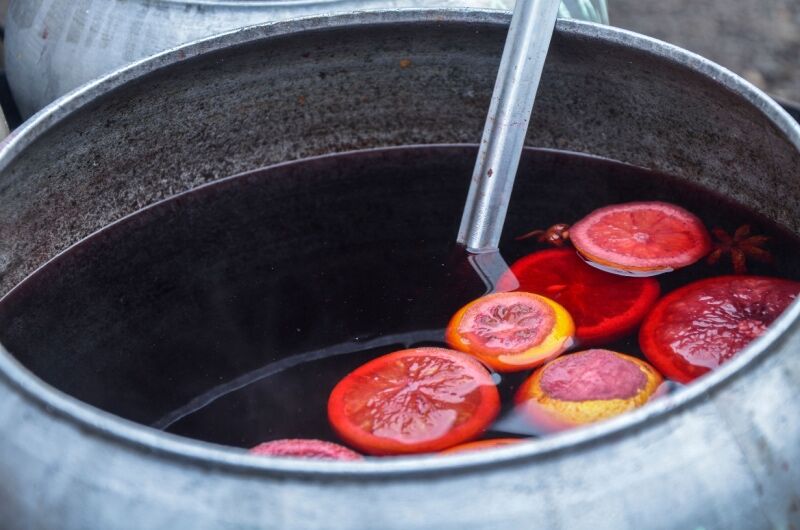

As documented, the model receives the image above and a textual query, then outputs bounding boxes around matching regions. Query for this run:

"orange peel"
[515,349,663,431]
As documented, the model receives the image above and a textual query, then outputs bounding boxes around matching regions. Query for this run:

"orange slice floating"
[515,349,663,432]
[327,347,500,455]
[569,201,711,276]
[640,275,800,383]
[446,292,575,372]
[440,438,523,454]
[249,439,363,460]
[497,248,660,345]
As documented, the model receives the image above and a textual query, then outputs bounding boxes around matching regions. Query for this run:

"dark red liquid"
[0,146,797,450]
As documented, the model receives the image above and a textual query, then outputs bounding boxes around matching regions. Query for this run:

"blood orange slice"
[640,275,800,383]
[327,348,500,455]
[440,438,522,454]
[570,201,711,275]
[249,439,363,460]
[515,349,663,432]
[445,292,575,372]
[497,248,660,345]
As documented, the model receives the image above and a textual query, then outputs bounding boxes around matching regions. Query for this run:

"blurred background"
[608,0,799,105]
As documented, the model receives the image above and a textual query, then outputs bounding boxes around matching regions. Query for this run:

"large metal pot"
[0,9,799,530]
[4,0,608,118]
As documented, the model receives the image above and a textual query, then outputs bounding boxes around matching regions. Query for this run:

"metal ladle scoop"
[456,0,562,291]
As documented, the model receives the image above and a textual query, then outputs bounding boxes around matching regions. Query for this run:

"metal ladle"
[456,0,562,290]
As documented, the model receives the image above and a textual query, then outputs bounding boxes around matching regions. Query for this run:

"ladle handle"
[457,0,561,252]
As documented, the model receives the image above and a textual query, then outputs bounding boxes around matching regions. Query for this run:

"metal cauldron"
[0,10,798,530]
[4,0,608,118]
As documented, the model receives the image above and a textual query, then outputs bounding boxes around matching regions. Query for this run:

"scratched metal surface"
[2,0,607,118]
[0,11,797,530]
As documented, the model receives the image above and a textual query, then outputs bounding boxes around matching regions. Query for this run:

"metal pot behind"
[0,10,798,530]
[4,0,608,118]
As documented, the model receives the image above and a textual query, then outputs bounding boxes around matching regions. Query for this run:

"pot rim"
[1,8,799,479]
[157,0,357,8]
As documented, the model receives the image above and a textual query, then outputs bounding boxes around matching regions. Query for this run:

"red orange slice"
[498,248,660,345]
[440,438,523,454]
[570,201,711,275]
[640,275,800,383]
[328,348,500,455]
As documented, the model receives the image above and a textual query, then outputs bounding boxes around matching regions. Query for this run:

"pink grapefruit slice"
[250,439,363,460]
[515,349,663,431]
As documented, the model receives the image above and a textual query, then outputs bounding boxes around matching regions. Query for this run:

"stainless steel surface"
[3,0,608,119]
[0,10,799,529]
[458,0,560,251]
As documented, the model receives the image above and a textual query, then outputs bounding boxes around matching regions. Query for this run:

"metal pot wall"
[0,9,799,530]
[4,0,608,118]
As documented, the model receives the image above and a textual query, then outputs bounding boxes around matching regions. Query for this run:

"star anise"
[706,224,773,274]
[516,223,571,247]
